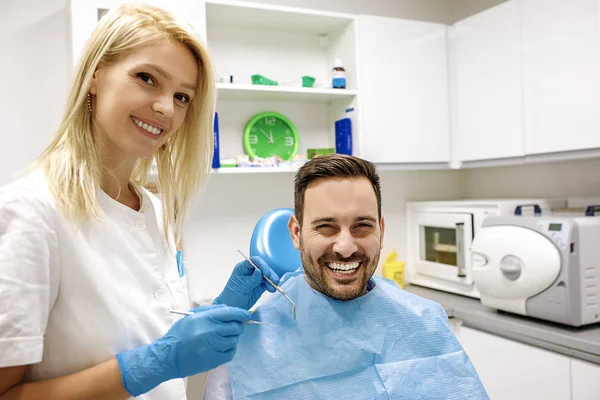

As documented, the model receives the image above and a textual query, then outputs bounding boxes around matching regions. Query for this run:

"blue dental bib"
[227,270,488,399]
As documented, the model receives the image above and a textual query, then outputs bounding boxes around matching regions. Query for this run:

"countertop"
[404,284,600,365]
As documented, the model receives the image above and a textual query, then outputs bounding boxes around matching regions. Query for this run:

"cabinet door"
[572,358,600,400]
[521,0,600,155]
[356,16,449,164]
[451,1,525,162]
[458,326,571,400]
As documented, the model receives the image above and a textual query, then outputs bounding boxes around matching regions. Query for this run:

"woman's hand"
[213,256,280,310]
[116,304,251,397]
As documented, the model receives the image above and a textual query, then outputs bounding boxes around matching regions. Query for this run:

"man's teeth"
[132,117,163,135]
[327,262,360,274]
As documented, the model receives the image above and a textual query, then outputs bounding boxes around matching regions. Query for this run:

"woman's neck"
[96,135,141,211]
[101,165,141,211]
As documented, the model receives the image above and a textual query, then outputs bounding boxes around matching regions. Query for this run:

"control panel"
[536,219,571,252]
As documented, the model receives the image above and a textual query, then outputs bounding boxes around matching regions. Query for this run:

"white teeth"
[132,117,163,135]
[327,262,360,274]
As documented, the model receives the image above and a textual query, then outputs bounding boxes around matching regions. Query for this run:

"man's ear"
[379,215,385,250]
[288,215,301,250]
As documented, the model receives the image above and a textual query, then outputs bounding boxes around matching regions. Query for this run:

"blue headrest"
[250,208,302,278]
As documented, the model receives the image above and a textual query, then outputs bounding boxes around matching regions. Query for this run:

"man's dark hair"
[293,154,382,226]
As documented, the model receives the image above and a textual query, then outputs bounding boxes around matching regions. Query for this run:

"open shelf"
[208,162,452,174]
[205,0,359,166]
[216,83,357,103]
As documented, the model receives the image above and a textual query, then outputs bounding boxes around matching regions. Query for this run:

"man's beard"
[300,237,380,301]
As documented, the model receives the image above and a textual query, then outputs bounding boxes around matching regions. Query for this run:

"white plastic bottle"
[332,59,346,89]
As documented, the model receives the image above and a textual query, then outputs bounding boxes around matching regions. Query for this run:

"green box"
[307,148,335,159]
[302,75,316,88]
[251,74,278,86]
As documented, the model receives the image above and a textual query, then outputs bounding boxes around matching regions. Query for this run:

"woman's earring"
[161,144,167,151]
[87,93,93,113]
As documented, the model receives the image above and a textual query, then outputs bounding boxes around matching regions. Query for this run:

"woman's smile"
[130,116,165,139]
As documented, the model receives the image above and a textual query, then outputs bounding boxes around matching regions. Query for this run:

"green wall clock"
[243,112,299,161]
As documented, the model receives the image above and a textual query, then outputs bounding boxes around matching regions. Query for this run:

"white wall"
[0,0,70,186]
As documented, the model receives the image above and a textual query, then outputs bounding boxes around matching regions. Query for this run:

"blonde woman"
[0,4,278,399]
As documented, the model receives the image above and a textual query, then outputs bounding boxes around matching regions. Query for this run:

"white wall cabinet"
[520,0,600,156]
[356,15,450,164]
[456,324,600,400]
[571,358,600,400]
[451,0,600,163]
[458,326,571,400]
[450,0,525,163]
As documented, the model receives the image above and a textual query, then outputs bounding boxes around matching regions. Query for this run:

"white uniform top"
[0,169,189,400]
[203,365,232,400]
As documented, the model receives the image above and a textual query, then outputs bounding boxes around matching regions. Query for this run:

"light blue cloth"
[227,269,489,399]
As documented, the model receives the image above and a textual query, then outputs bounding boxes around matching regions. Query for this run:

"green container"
[251,74,278,86]
[302,75,316,88]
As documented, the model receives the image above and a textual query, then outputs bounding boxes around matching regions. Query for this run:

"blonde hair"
[35,3,216,250]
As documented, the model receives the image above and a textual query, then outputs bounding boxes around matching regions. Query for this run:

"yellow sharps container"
[382,249,405,289]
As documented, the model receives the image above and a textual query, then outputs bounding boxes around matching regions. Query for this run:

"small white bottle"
[332,59,346,89]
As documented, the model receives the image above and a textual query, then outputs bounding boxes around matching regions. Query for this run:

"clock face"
[244,112,299,161]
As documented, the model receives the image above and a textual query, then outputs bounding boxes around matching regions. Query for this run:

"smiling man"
[203,154,489,400]
[290,157,384,302]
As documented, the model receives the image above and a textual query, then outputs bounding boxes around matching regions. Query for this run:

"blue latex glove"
[213,256,280,310]
[116,304,251,396]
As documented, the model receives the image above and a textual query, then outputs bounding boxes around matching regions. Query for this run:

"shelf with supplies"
[216,83,358,103]
[209,162,452,174]
[147,161,452,183]
[205,0,358,170]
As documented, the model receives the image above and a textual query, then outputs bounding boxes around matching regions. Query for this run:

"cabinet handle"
[456,222,466,278]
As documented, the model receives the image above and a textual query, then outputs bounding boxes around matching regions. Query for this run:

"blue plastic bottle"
[212,112,220,168]
[335,109,352,155]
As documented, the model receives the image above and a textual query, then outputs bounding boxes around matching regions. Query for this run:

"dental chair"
[249,208,302,278]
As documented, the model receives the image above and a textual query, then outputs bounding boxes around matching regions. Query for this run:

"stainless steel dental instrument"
[236,249,297,320]
[168,309,279,326]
